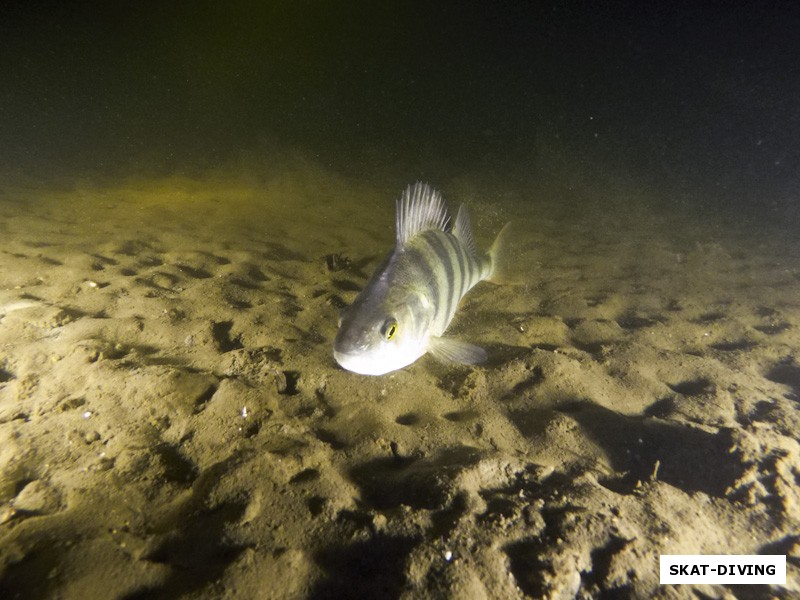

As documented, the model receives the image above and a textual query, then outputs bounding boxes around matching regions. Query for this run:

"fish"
[333,182,508,375]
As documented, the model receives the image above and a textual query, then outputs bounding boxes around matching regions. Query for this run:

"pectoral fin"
[429,336,487,365]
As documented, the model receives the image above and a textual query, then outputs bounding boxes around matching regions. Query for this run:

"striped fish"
[333,182,507,375]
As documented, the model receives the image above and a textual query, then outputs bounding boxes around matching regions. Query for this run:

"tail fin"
[486,221,516,284]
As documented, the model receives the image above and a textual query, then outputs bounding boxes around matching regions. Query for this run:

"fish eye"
[382,318,398,341]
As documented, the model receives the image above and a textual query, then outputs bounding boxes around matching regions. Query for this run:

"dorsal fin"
[453,204,478,256]
[396,182,451,245]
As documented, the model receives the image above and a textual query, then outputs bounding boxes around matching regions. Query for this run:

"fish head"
[333,298,428,376]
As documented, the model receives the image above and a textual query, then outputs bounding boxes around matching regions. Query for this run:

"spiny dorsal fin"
[453,204,478,257]
[396,182,451,245]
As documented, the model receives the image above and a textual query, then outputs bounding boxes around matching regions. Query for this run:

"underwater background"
[1,2,799,599]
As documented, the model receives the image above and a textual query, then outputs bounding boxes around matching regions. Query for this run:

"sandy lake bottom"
[0,165,798,599]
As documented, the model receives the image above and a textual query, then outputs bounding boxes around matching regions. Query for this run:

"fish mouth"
[333,347,389,376]
[332,348,352,363]
[332,339,361,361]
[333,348,362,370]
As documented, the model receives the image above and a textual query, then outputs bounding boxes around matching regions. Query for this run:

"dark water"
[1,1,798,221]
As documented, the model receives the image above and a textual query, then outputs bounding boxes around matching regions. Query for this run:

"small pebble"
[274,371,288,394]
[13,480,61,514]
[0,506,16,524]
